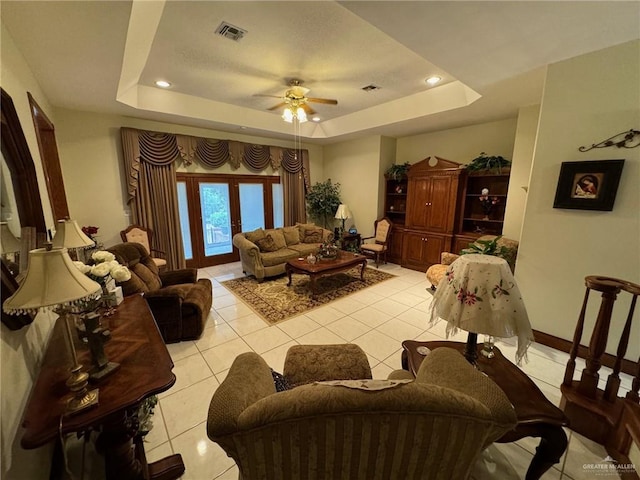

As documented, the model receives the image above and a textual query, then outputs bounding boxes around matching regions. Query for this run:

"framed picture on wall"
[553,159,625,211]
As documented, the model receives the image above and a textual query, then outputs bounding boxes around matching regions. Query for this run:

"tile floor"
[134,261,634,480]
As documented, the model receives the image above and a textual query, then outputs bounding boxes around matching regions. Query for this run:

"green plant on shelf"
[466,152,511,173]
[385,162,411,180]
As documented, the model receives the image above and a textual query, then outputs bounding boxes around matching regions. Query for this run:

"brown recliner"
[108,242,212,343]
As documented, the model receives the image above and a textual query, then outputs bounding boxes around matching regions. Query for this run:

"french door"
[177,174,283,267]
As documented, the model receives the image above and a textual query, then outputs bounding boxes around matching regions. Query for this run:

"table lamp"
[52,218,95,261]
[335,204,352,235]
[3,245,102,414]
[429,253,534,366]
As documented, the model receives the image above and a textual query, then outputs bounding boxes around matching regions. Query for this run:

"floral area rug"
[221,267,396,325]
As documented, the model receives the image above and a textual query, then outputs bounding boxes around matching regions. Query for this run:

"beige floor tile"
[370,297,411,317]
[165,352,214,395]
[145,441,174,465]
[205,309,226,327]
[324,316,371,341]
[382,348,404,370]
[165,340,200,362]
[352,329,400,362]
[366,282,401,298]
[215,302,254,322]
[201,337,253,374]
[296,327,346,345]
[214,293,240,309]
[161,376,220,438]
[143,402,169,451]
[349,289,384,305]
[226,313,270,336]
[426,319,469,342]
[562,431,614,480]
[276,314,321,339]
[304,305,346,325]
[388,290,425,307]
[330,296,367,315]
[351,305,396,328]
[375,317,424,342]
[194,322,239,352]
[242,326,292,354]
[395,307,431,329]
[492,442,562,479]
[371,362,394,379]
[171,422,236,480]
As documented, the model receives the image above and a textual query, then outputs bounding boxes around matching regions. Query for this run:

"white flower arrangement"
[74,251,132,287]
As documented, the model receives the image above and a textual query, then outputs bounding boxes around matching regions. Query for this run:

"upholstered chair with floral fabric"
[360,217,393,268]
[207,344,517,480]
[107,242,212,343]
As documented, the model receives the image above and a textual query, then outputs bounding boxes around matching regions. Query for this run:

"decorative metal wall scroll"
[579,129,639,152]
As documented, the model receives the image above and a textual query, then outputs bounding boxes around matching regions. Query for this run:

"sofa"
[207,344,517,480]
[426,235,519,290]
[233,223,334,281]
[107,242,212,343]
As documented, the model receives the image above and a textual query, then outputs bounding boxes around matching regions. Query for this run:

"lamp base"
[464,332,479,365]
[65,365,99,416]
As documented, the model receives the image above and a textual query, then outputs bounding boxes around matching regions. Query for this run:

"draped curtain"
[121,127,310,265]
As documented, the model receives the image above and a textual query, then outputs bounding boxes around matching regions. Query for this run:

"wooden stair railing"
[560,276,640,477]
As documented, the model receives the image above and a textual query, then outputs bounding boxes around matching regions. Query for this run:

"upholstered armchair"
[207,344,517,480]
[120,224,167,270]
[107,242,212,343]
[426,235,519,290]
[360,217,393,268]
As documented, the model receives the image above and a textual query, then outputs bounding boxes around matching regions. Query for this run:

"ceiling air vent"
[361,84,380,92]
[215,22,247,42]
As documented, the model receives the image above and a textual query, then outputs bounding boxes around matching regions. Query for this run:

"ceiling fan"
[255,79,338,117]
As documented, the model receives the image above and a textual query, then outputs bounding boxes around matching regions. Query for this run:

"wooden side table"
[402,340,569,480]
[21,295,184,480]
[340,232,361,251]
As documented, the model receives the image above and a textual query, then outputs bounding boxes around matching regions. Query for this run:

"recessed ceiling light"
[155,80,171,88]
[312,117,321,122]
[425,76,441,86]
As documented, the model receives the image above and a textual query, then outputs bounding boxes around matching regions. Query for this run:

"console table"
[402,340,569,480]
[21,294,184,480]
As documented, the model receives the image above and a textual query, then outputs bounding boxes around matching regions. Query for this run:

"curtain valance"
[121,127,310,203]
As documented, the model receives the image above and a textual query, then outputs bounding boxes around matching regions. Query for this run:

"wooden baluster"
[577,277,621,399]
[604,291,637,402]
[563,287,591,387]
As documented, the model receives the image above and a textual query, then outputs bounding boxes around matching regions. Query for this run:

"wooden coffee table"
[402,340,569,480]
[286,250,367,297]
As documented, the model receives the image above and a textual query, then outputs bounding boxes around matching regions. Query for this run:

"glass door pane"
[272,183,284,228]
[200,182,233,257]
[238,183,264,232]
[176,181,193,260]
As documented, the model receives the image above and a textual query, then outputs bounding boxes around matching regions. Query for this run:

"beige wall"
[54,109,324,248]
[0,23,55,480]
[323,136,384,237]
[517,40,640,359]
[503,104,541,240]
[395,118,518,165]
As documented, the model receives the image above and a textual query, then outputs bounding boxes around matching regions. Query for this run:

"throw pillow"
[303,228,323,243]
[255,235,278,252]
[282,226,300,245]
[265,229,286,250]
[245,228,266,245]
[271,369,291,392]
[296,222,316,239]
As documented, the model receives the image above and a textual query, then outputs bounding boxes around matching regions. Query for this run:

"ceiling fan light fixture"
[282,107,294,123]
[296,107,307,123]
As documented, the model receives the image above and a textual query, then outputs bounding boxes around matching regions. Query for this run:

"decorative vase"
[306,253,317,264]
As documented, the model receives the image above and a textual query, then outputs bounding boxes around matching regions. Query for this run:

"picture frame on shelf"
[553,159,624,211]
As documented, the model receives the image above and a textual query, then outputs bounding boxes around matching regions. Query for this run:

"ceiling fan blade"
[301,104,316,115]
[306,97,338,105]
[267,102,287,111]
[254,94,284,99]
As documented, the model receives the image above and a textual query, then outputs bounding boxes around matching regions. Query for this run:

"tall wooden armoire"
[401,156,465,271]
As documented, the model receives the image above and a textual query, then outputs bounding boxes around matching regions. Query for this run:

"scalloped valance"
[121,127,310,203]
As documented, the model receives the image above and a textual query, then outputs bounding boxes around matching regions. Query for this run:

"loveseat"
[207,344,517,480]
[233,223,333,281]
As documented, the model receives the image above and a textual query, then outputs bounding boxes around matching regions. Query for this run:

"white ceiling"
[2,1,639,144]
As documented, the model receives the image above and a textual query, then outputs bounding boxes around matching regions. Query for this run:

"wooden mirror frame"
[1,88,47,329]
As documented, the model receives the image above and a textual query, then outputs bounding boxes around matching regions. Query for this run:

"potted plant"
[306,179,342,229]
[385,162,411,180]
[466,153,511,173]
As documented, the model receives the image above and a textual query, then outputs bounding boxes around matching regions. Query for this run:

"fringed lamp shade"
[0,222,21,254]
[52,219,95,249]
[3,247,101,315]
